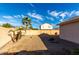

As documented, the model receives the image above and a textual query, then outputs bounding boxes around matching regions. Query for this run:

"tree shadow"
[1,50,50,55]
[0,49,70,55]
[38,33,67,54]
[38,33,79,55]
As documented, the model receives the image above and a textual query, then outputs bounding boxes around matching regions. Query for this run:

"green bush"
[2,23,13,28]
[32,28,38,30]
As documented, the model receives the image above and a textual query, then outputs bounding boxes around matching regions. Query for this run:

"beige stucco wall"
[60,22,79,44]
[25,30,59,35]
[0,27,59,49]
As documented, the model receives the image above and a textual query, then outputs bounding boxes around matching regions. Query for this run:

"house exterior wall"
[60,22,79,44]
[40,23,53,29]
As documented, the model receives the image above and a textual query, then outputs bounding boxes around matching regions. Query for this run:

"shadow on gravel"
[1,50,71,55]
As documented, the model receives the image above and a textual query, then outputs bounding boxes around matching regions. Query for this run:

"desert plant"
[8,27,22,43]
[8,30,16,42]
[32,28,38,30]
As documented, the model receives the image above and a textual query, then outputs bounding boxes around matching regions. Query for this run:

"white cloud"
[48,10,72,23]
[48,10,61,17]
[48,10,75,19]
[59,10,79,19]
[14,15,20,18]
[60,10,79,19]
[14,15,25,18]
[0,21,13,25]
[27,12,43,20]
[33,20,42,25]
[21,14,25,18]
[69,10,75,16]
[0,21,6,25]
[75,11,79,16]
[0,20,21,26]
[1,15,24,26]
[2,15,25,19]
[59,19,64,22]
[60,13,66,19]
[47,10,79,23]
[30,3,35,8]
[3,16,13,19]
[60,12,69,19]
[46,16,54,21]
[47,10,79,24]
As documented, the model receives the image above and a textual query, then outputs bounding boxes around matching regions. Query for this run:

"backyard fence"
[24,30,59,35]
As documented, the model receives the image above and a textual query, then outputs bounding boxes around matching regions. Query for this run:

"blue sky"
[0,3,79,29]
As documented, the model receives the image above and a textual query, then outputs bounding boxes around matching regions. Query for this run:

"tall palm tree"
[22,17,31,29]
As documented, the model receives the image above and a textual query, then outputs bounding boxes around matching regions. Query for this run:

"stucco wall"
[0,28,59,49]
[25,30,59,35]
[60,22,79,44]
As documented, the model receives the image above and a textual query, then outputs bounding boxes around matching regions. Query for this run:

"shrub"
[32,28,38,30]
[2,23,13,28]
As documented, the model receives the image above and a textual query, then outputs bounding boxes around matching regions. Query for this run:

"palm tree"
[22,16,32,30]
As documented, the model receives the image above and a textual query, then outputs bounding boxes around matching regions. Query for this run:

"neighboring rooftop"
[41,23,52,26]
[59,16,79,26]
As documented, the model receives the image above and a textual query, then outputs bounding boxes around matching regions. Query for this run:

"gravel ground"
[0,27,14,48]
[0,30,79,55]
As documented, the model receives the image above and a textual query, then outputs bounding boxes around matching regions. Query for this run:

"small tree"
[32,28,38,30]
[2,23,13,28]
